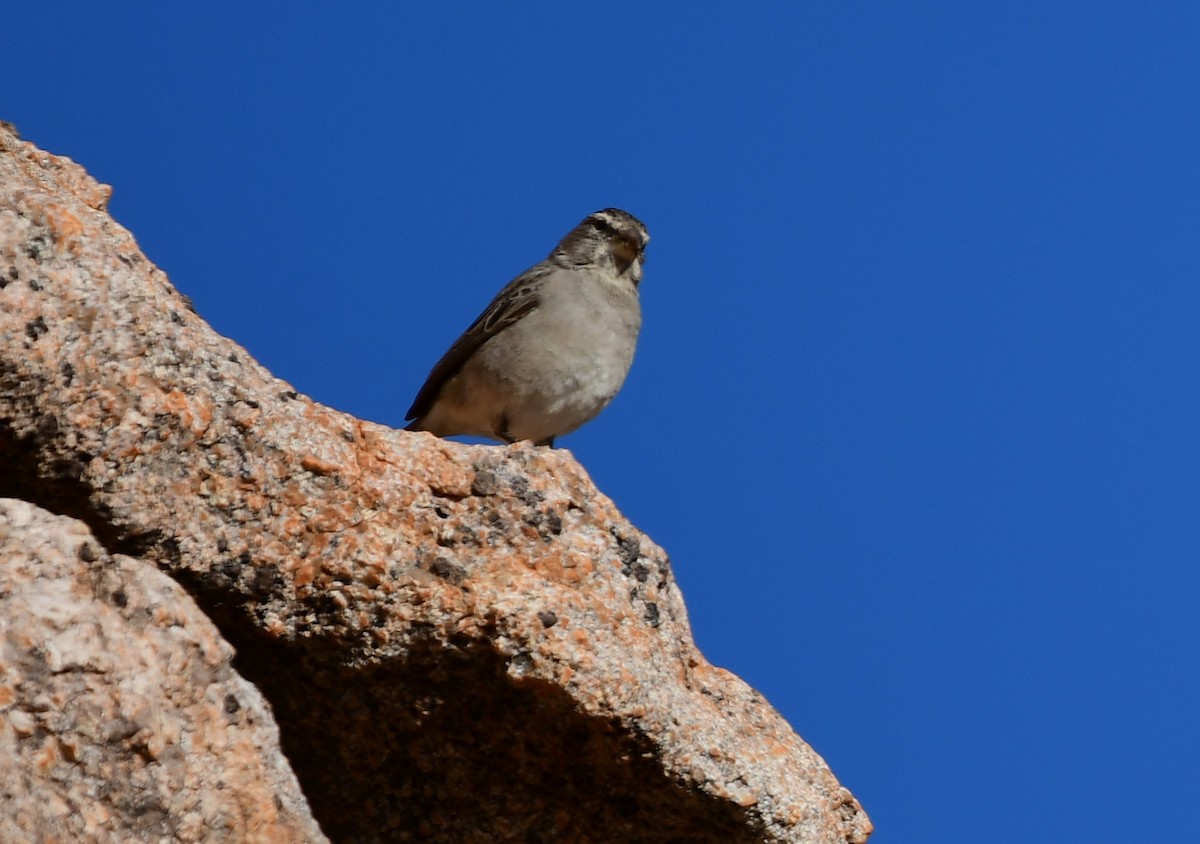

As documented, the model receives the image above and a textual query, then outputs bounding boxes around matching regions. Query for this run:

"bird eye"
[590,217,619,238]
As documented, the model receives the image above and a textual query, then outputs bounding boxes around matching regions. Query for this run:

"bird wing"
[405,265,548,422]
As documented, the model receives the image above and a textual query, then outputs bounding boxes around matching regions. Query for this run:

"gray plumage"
[406,208,648,447]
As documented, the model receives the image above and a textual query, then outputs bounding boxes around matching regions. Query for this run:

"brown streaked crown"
[552,208,649,279]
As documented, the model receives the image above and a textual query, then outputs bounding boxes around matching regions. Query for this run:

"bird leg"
[494,414,517,444]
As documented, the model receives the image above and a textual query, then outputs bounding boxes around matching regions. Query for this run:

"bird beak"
[611,238,642,275]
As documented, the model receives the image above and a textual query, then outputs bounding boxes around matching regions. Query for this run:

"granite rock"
[0,499,327,843]
[0,123,871,843]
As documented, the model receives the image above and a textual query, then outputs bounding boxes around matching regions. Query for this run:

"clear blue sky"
[8,5,1199,841]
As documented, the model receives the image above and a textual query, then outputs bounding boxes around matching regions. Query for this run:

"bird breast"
[477,269,641,419]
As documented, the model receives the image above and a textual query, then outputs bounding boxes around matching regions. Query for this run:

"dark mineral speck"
[25,316,48,341]
[643,602,660,628]
[429,557,467,584]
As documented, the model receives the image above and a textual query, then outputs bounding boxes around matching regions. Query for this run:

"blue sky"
[8,5,1199,840]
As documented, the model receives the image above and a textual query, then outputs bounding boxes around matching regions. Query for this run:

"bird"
[405,208,648,447]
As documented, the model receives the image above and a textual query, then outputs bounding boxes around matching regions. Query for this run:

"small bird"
[406,208,649,447]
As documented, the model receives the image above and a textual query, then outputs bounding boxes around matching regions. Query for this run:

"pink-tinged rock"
[0,499,327,843]
[0,122,871,843]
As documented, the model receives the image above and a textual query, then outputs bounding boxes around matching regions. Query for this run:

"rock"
[0,499,327,843]
[0,122,871,843]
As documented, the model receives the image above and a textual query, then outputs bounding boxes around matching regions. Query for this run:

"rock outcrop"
[0,500,328,842]
[0,123,871,843]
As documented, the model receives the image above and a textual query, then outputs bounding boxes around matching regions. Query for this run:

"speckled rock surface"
[0,499,327,843]
[0,123,871,843]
